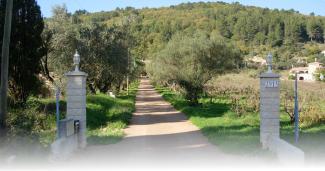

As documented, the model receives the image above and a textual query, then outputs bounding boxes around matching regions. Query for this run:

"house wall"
[297,73,312,81]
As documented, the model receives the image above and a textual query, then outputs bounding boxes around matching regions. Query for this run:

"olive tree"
[148,31,241,105]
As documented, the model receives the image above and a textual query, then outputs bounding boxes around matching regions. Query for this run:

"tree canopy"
[74,2,325,68]
[148,31,241,104]
[0,0,44,103]
[44,5,141,94]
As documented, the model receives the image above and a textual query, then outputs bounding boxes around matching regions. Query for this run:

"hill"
[71,2,325,69]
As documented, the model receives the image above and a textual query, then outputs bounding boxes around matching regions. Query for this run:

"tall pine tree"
[0,0,44,103]
[307,17,324,42]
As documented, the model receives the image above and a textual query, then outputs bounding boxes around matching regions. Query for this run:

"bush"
[148,31,241,105]
[206,71,325,125]
[288,74,296,80]
[281,80,325,125]
[205,72,259,116]
[6,108,54,135]
[6,97,59,146]
[26,97,66,115]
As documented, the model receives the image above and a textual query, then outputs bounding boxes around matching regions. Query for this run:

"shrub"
[148,31,242,105]
[205,72,259,116]
[288,74,296,80]
[6,108,53,135]
[206,71,325,125]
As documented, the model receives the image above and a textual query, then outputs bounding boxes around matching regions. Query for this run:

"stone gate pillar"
[65,51,88,148]
[260,53,280,148]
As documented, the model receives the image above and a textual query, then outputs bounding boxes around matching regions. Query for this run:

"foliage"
[148,32,241,105]
[6,107,54,136]
[43,5,142,95]
[205,72,259,116]
[307,16,324,42]
[205,71,325,126]
[71,2,325,69]
[3,1,325,102]
[156,83,325,158]
[0,81,138,163]
[4,81,138,148]
[0,0,45,103]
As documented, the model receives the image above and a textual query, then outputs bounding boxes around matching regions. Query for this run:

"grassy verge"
[155,86,325,160]
[0,81,139,162]
[87,81,139,145]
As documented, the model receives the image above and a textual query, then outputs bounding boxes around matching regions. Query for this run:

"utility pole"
[55,87,60,138]
[294,73,299,144]
[0,0,14,129]
[126,49,129,96]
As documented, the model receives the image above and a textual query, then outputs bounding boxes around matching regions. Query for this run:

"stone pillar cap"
[260,72,280,78]
[65,70,88,77]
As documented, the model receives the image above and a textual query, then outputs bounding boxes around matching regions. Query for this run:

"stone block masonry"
[65,71,88,148]
[260,72,280,148]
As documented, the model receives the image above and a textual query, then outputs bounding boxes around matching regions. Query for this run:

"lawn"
[155,86,325,161]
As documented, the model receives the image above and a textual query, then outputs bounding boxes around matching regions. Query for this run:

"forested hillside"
[74,2,325,67]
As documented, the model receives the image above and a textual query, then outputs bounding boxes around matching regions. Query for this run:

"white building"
[290,58,324,81]
[321,50,325,56]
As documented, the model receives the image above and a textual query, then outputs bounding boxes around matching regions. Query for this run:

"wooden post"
[294,73,299,143]
[0,0,14,128]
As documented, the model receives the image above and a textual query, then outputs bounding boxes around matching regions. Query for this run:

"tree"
[323,21,325,43]
[148,31,241,105]
[45,5,133,94]
[284,15,308,45]
[40,23,54,83]
[77,23,128,93]
[46,5,77,80]
[74,9,88,16]
[267,15,284,47]
[307,17,324,42]
[0,0,44,103]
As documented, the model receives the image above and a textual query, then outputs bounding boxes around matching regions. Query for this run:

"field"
[155,71,325,162]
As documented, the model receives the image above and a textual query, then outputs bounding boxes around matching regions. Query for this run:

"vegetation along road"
[66,79,273,169]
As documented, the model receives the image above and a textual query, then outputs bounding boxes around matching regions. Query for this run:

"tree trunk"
[41,54,54,83]
[99,84,109,93]
[88,83,96,94]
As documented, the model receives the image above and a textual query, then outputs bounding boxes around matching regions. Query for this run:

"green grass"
[1,82,139,163]
[87,82,139,145]
[4,81,139,148]
[155,86,325,160]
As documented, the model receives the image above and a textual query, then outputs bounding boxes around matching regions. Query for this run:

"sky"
[37,0,325,17]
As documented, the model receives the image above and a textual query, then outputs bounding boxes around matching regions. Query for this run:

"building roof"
[308,62,323,67]
[247,56,266,65]
[290,67,308,72]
